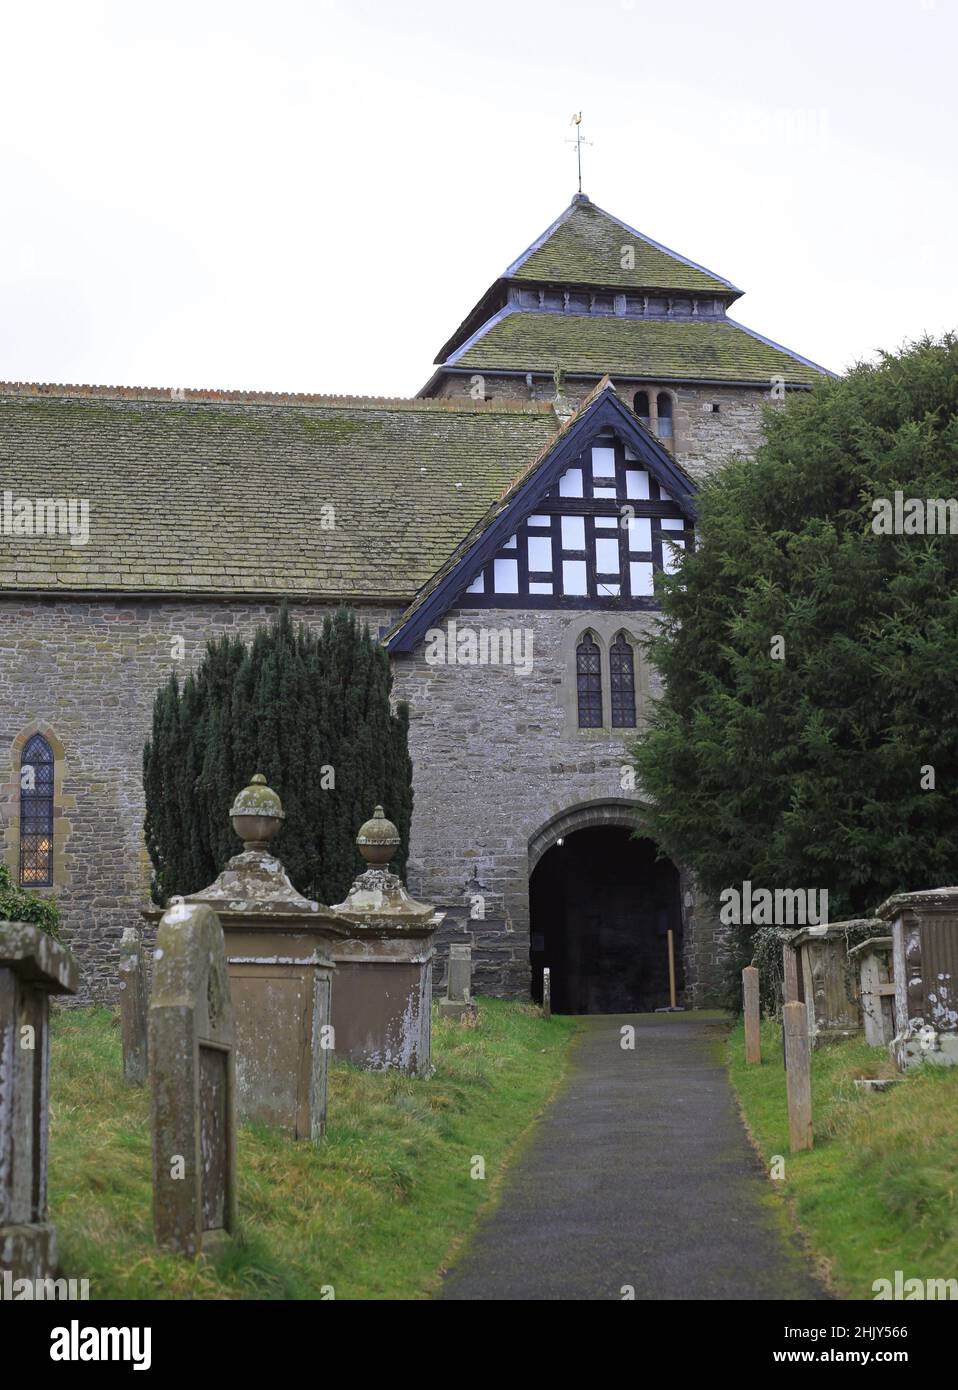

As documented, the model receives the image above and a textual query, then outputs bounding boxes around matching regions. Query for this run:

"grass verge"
[728,1018,958,1298]
[49,998,576,1300]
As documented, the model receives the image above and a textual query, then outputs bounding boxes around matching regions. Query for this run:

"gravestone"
[438,943,477,1022]
[118,926,149,1085]
[542,966,551,1020]
[848,935,895,1047]
[149,900,236,1256]
[791,920,879,1046]
[329,806,443,1076]
[877,886,958,1070]
[159,775,347,1142]
[0,923,78,1281]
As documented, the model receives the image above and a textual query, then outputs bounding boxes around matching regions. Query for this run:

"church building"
[0,192,830,1008]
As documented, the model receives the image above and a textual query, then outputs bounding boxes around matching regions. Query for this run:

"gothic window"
[576,634,603,728]
[633,390,650,427]
[19,734,54,886]
[656,392,674,440]
[610,633,637,728]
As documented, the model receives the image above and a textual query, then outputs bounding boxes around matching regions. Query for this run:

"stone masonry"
[434,378,776,480]
[0,594,726,1006]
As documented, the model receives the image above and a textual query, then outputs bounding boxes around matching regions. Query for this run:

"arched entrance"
[528,804,682,1014]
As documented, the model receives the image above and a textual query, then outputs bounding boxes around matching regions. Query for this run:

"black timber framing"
[386,383,697,653]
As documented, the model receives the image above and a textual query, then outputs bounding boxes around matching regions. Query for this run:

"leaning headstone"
[848,935,895,1048]
[118,926,149,1085]
[329,806,444,1076]
[783,1000,813,1152]
[148,775,347,1143]
[149,900,236,1257]
[0,923,78,1282]
[438,944,477,1022]
[877,886,958,1071]
[742,964,761,1064]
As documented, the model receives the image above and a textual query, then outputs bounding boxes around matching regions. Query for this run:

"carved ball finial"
[229,773,285,852]
[356,804,400,866]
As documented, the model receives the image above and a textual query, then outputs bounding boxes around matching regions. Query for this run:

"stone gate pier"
[329,806,444,1076]
[147,774,348,1141]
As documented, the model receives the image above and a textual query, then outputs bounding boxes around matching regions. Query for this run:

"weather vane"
[566,112,592,195]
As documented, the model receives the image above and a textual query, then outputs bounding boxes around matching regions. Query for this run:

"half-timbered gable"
[387,381,696,651]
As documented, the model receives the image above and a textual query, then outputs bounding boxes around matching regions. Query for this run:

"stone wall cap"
[847,935,893,958]
[790,918,883,947]
[876,886,958,921]
[0,921,79,994]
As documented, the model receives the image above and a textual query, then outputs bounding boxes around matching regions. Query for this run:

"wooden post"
[542,967,551,1020]
[743,964,761,1064]
[782,941,800,1006]
[666,929,677,1009]
[783,1000,813,1152]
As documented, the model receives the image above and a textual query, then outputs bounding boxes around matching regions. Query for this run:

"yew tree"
[144,605,412,907]
[631,335,958,988]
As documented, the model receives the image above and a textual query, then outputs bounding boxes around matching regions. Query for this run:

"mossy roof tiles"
[507,198,740,295]
[448,309,827,385]
[0,392,558,597]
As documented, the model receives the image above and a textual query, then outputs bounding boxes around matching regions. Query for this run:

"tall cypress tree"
[143,605,413,906]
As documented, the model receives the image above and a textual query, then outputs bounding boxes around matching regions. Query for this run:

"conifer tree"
[630,336,958,998]
[144,606,413,906]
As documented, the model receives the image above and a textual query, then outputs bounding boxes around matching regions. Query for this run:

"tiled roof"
[0,388,558,597]
[448,309,828,385]
[507,197,740,295]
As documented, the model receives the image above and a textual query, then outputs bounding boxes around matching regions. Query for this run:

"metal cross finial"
[566,112,592,195]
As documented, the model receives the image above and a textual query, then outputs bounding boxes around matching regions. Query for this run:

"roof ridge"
[0,381,554,413]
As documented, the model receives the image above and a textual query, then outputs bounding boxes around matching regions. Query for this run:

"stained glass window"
[576,634,603,728]
[19,734,54,886]
[610,634,637,728]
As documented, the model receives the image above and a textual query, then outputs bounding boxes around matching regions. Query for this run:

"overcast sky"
[1,0,954,397]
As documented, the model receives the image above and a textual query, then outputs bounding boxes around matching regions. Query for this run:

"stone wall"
[433,375,775,481]
[392,606,725,1006]
[0,598,392,1002]
[0,596,726,1009]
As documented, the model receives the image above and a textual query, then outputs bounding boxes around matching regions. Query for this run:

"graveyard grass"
[48,1000,576,1300]
[729,1019,958,1298]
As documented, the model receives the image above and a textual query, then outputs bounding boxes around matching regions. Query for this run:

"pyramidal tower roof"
[505,193,741,297]
[424,193,831,393]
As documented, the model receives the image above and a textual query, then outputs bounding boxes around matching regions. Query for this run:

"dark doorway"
[529,827,682,1013]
